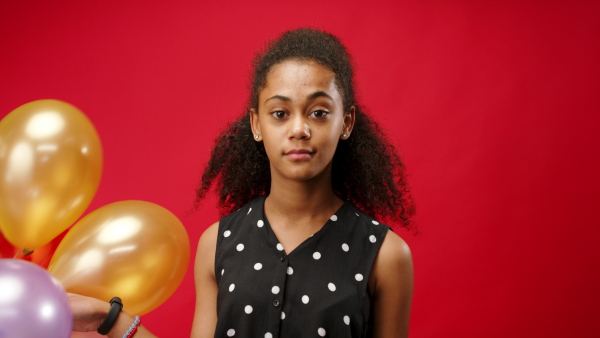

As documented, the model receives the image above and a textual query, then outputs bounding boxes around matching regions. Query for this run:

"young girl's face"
[251,59,354,183]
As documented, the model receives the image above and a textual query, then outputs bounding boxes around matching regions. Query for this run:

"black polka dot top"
[214,195,390,337]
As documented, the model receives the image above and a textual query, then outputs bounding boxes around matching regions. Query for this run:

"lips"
[284,149,314,161]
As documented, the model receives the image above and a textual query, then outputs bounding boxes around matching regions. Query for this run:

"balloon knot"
[14,249,35,258]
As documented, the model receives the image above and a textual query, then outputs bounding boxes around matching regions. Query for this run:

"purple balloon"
[0,259,72,338]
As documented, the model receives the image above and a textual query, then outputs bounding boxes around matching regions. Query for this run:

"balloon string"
[14,249,34,258]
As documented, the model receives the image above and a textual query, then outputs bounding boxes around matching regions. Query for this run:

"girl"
[71,28,414,338]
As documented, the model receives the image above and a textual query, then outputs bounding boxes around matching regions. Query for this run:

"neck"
[265,170,343,225]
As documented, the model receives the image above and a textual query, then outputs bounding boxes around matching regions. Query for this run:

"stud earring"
[254,135,259,139]
[342,133,347,138]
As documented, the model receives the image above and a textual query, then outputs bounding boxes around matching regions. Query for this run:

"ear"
[340,106,356,140]
[249,108,262,142]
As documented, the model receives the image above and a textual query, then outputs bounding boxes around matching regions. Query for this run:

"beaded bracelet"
[122,316,141,338]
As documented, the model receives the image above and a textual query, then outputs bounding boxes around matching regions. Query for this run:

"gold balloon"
[0,100,102,249]
[48,200,190,315]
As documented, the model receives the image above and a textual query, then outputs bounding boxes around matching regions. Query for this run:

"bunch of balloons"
[0,100,190,337]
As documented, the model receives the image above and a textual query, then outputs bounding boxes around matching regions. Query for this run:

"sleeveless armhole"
[215,211,235,287]
[353,209,391,337]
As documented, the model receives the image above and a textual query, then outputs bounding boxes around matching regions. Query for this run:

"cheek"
[326,122,344,143]
[320,132,341,155]
[260,133,280,159]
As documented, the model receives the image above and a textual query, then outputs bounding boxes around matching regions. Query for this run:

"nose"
[288,114,310,139]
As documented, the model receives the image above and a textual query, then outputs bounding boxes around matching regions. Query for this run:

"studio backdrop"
[1,1,599,337]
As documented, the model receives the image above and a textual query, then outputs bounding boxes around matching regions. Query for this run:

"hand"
[68,293,110,332]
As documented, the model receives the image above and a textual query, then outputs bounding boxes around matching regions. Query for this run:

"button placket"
[266,254,289,337]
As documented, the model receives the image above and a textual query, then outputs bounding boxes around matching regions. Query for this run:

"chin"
[287,167,331,183]
[287,172,319,181]
[273,161,332,183]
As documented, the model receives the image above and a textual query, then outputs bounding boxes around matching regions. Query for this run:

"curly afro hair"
[196,28,415,229]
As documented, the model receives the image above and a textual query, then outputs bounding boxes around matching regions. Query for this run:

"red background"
[1,1,599,337]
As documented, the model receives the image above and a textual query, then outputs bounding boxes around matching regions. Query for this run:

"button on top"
[280,255,286,262]
[272,300,280,307]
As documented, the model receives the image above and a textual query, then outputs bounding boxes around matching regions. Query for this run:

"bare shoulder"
[198,221,220,250]
[369,230,414,338]
[370,230,413,293]
[376,230,412,271]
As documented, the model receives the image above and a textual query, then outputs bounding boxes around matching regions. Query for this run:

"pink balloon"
[0,259,72,338]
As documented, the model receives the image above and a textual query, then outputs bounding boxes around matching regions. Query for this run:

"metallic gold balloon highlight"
[0,100,102,249]
[48,200,190,315]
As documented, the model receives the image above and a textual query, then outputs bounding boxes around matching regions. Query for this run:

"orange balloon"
[0,230,65,268]
[0,100,102,249]
[48,201,190,315]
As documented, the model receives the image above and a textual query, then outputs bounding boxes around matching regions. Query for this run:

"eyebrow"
[265,95,291,103]
[265,91,334,103]
[309,91,334,101]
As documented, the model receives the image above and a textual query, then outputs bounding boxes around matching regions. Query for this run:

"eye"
[271,110,287,119]
[310,110,329,119]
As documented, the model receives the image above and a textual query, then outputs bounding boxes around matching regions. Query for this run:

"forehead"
[260,59,341,102]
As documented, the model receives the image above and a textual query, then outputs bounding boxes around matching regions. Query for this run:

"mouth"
[284,149,315,161]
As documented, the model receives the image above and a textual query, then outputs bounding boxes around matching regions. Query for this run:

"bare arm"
[69,293,157,338]
[369,230,414,338]
[190,221,219,338]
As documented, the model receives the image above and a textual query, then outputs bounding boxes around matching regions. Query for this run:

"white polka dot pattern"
[214,195,390,337]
